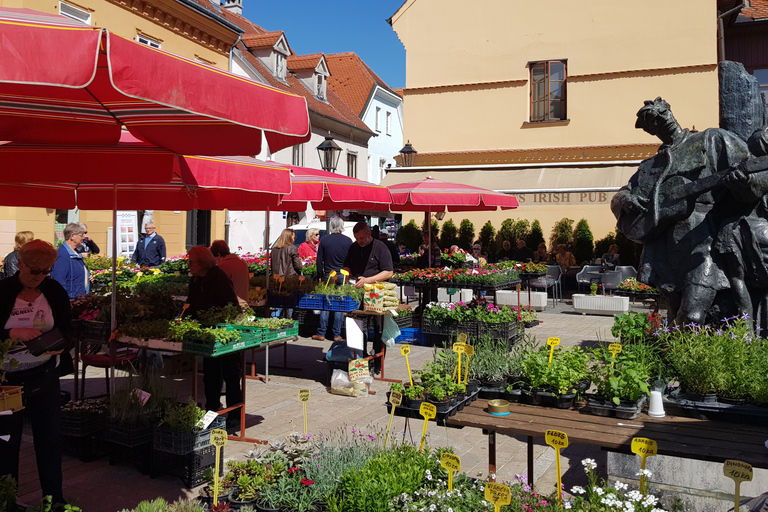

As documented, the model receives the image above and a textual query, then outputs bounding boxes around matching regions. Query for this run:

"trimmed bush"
[395,220,422,253]
[549,217,574,250]
[439,219,459,250]
[478,221,497,262]
[573,219,594,264]
[526,219,545,250]
[458,219,475,251]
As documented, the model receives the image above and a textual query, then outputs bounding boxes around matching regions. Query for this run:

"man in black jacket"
[133,222,166,267]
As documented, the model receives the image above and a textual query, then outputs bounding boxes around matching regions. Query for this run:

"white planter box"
[572,294,629,316]
[436,288,473,303]
[494,290,548,311]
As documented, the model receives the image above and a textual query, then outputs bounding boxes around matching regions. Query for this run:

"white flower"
[626,490,643,502]
[636,469,652,478]
[582,458,597,471]
[615,481,628,491]
[651,508,668,512]
[594,487,605,496]
[564,501,573,510]
[447,509,453,512]
[571,486,586,495]
[429,505,436,512]
[623,502,636,512]
[642,495,659,507]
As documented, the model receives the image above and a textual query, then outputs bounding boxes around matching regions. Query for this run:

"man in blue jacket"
[133,222,166,267]
[51,222,90,299]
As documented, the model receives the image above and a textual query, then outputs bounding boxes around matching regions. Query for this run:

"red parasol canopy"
[272,164,392,212]
[0,7,311,155]
[388,177,519,212]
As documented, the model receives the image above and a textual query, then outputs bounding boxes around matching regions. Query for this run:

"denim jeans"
[1,358,64,504]
[317,310,343,339]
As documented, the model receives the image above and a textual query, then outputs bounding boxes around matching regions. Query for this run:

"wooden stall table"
[447,399,768,483]
[347,308,409,384]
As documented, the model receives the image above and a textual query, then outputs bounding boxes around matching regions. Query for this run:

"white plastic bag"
[330,368,371,397]
[382,315,401,348]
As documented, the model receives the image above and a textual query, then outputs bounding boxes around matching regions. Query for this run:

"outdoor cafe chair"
[530,265,562,306]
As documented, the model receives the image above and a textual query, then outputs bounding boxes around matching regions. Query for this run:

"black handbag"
[23,328,68,357]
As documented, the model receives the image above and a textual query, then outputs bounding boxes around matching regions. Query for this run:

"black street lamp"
[316,135,342,172]
[398,141,417,167]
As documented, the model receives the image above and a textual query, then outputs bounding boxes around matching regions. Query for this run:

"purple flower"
[731,333,738,339]
[741,311,750,320]
[716,330,723,335]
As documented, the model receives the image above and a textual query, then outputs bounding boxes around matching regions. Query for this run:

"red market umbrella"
[388,177,519,212]
[0,7,310,155]
[274,164,392,211]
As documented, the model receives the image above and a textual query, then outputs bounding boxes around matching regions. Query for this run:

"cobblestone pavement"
[14,296,659,511]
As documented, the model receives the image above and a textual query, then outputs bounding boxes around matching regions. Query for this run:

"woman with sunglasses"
[0,239,73,507]
[51,222,91,300]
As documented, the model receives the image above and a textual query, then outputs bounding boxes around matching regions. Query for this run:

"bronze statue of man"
[611,97,751,325]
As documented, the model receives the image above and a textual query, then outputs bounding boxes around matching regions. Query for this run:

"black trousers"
[365,315,384,371]
[0,358,64,504]
[203,353,243,418]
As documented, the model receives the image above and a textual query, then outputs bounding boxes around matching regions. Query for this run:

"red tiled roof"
[287,53,324,72]
[742,0,768,19]
[242,31,284,49]
[325,52,400,117]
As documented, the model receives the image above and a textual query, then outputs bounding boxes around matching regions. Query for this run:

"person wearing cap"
[378,228,399,264]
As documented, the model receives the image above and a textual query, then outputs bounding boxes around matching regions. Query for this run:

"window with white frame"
[58,2,91,24]
[347,152,357,179]
[316,75,326,100]
[755,69,768,105]
[375,107,381,132]
[385,111,391,135]
[137,34,161,49]
[275,53,287,81]
[292,144,304,167]
[379,158,387,183]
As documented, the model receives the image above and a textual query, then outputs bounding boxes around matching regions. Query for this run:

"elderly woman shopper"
[271,229,303,278]
[51,222,90,299]
[186,246,242,428]
[2,230,34,279]
[298,228,320,259]
[0,240,73,506]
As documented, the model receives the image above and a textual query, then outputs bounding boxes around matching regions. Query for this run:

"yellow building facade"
[386,0,721,243]
[0,0,234,258]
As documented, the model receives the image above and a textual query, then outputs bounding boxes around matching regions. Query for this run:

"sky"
[241,0,407,89]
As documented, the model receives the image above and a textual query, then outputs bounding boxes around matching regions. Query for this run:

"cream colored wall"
[392,0,720,153]
[153,211,186,258]
[0,208,56,257]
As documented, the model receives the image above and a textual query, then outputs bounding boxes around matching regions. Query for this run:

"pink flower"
[301,478,314,486]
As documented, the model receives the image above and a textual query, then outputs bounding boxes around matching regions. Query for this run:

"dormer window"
[316,75,326,100]
[275,53,286,80]
[59,1,91,24]
[137,34,161,49]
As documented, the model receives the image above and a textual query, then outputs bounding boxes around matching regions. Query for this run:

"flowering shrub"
[566,459,668,512]
[515,261,549,274]
[394,265,519,285]
[423,299,518,324]
[618,278,658,294]
[441,247,470,268]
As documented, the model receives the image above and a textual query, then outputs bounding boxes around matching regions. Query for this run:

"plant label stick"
[724,459,752,512]
[418,402,436,453]
[401,345,413,386]
[177,303,190,321]
[299,389,310,434]
[545,429,569,508]
[547,337,560,365]
[440,453,461,491]
[298,275,305,288]
[453,342,466,384]
[631,437,657,494]
[340,269,350,285]
[325,270,337,287]
[463,344,474,384]
[609,343,622,368]
[278,275,285,293]
[484,482,511,512]
[385,391,402,447]
[210,428,228,505]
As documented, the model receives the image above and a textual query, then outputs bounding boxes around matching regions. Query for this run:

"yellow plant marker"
[384,391,402,447]
[135,271,142,283]
[418,402,436,453]
[463,344,474,384]
[484,482,511,512]
[325,270,337,287]
[401,345,413,386]
[545,430,569,508]
[299,389,310,434]
[724,459,753,512]
[453,342,466,384]
[609,343,622,369]
[631,437,657,494]
[340,269,349,285]
[547,337,560,365]
[458,333,468,343]
[210,429,228,505]
[440,453,461,491]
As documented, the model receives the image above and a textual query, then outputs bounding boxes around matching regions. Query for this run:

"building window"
[59,2,91,24]
[375,107,381,132]
[292,144,304,166]
[755,69,768,105]
[137,34,161,49]
[275,53,286,80]
[530,60,567,122]
[347,153,357,179]
[316,75,326,100]
[378,158,387,184]
[385,112,391,135]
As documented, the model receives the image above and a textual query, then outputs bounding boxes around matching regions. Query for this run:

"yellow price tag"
[632,437,657,493]
[484,482,511,512]
[609,343,622,356]
[384,391,402,447]
[463,344,474,356]
[546,429,568,508]
[299,389,310,402]
[452,342,466,354]
[401,345,413,386]
[457,333,468,343]
[340,269,350,285]
[401,345,411,356]
[724,460,753,512]
[547,337,560,364]
[440,453,461,491]
[418,402,436,453]
[174,271,180,276]
[326,270,337,287]
[209,428,228,505]
[210,429,228,447]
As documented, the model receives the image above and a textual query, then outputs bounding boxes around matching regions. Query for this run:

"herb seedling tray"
[261,324,299,342]
[217,323,263,344]
[325,295,360,312]
[181,336,257,357]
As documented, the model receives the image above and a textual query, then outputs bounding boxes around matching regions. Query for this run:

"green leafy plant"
[166,319,242,345]
[0,475,17,512]
[520,344,589,395]
[572,218,594,264]
[395,220,422,253]
[590,344,654,405]
[611,311,659,344]
[525,219,545,250]
[157,398,205,433]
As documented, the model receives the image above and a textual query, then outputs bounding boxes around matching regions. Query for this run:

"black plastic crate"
[153,415,226,455]
[394,315,412,329]
[107,441,153,475]
[61,432,107,462]
[105,420,154,447]
[60,414,106,437]
[153,445,224,488]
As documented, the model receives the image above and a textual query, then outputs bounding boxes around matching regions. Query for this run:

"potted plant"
[587,344,656,419]
[520,344,589,408]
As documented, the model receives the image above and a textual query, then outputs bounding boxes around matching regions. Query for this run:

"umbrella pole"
[110,185,117,396]
[425,211,431,268]
[265,209,270,291]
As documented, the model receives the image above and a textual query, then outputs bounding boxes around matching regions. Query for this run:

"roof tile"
[325,52,400,117]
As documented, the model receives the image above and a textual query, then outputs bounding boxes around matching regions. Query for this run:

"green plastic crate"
[217,323,263,344]
[181,336,258,357]
[261,325,299,343]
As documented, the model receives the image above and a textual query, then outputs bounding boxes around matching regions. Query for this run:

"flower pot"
[586,397,615,417]
[684,392,718,403]
[198,486,233,507]
[615,395,648,419]
[229,495,257,511]
[719,396,748,406]
[428,397,452,415]
[502,388,522,403]
[466,380,480,395]
[479,386,502,400]
[255,501,283,512]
